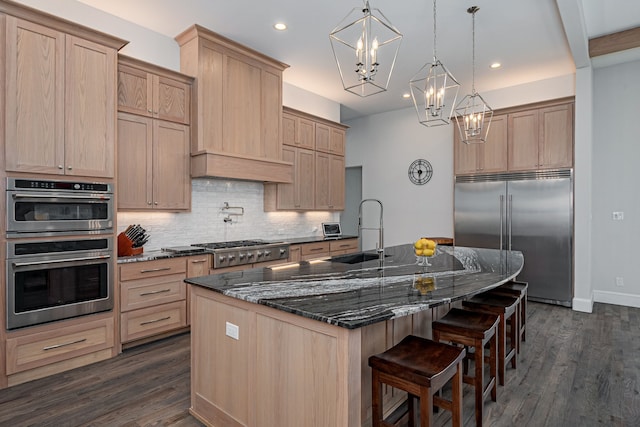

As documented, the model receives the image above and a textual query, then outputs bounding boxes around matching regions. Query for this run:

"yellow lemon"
[415,249,424,256]
[414,240,423,249]
[423,248,434,257]
[425,240,436,250]
[419,238,429,247]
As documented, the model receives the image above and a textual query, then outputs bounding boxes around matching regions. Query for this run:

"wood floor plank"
[0,302,639,426]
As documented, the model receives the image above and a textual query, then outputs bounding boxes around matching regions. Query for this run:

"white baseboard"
[572,296,594,313]
[593,290,640,309]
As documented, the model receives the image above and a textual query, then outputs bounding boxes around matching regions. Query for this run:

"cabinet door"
[329,127,346,155]
[539,103,573,169]
[154,75,190,125]
[153,120,191,210]
[275,146,297,209]
[329,155,345,210]
[508,110,539,171]
[453,127,479,174]
[481,114,508,173]
[117,64,152,117]
[117,113,153,209]
[65,35,116,177]
[282,112,297,147]
[315,152,330,210]
[297,148,316,210]
[5,17,65,174]
[298,117,315,149]
[196,42,224,152]
[315,123,331,153]
[187,255,210,278]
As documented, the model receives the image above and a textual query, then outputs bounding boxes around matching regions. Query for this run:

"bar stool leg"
[474,340,484,426]
[372,369,383,427]
[451,360,463,427]
[419,386,434,427]
[496,316,506,386]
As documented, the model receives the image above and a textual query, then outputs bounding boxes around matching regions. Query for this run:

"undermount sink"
[331,252,387,264]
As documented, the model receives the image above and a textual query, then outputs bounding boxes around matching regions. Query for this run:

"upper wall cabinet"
[454,98,574,175]
[117,55,191,125]
[175,25,292,183]
[3,9,127,178]
[264,107,348,212]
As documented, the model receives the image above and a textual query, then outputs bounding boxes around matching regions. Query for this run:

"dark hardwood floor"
[0,301,638,427]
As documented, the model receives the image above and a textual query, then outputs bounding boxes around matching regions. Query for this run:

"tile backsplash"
[117,178,339,250]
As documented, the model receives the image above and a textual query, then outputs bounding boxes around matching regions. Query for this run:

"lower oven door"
[6,239,114,330]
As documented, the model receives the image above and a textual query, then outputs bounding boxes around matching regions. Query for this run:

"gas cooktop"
[190,240,289,268]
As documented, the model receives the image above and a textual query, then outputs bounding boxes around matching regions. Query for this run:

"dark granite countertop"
[185,244,524,329]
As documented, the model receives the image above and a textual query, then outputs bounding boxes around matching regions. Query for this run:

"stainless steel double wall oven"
[5,178,115,330]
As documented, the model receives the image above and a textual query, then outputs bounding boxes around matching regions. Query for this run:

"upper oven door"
[7,190,113,237]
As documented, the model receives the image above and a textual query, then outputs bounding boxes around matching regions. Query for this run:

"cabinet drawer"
[6,318,114,375]
[301,242,330,257]
[121,301,186,342]
[121,274,186,312]
[120,257,186,281]
[330,239,358,253]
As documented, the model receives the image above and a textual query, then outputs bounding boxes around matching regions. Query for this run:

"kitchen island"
[186,245,523,427]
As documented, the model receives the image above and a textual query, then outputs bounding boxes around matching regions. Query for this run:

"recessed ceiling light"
[274,22,287,31]
[402,93,411,99]
[490,62,502,69]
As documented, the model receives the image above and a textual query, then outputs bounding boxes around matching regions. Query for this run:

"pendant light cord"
[432,0,437,61]
[468,6,479,95]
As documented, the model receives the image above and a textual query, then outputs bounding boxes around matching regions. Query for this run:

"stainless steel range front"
[191,240,289,269]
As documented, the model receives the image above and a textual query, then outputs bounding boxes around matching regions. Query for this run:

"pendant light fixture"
[409,0,460,127]
[455,6,493,144]
[329,0,403,97]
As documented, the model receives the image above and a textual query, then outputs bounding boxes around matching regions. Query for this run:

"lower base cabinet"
[121,301,187,342]
[289,238,359,262]
[4,314,115,387]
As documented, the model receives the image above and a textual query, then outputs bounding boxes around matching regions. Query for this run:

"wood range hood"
[176,24,293,184]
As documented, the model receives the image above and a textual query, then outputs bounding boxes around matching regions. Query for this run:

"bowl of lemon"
[414,238,437,267]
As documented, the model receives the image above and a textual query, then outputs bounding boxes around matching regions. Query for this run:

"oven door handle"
[12,255,111,267]
[12,193,111,201]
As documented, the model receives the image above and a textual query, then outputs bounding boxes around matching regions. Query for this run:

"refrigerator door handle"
[508,194,513,251]
[499,195,504,251]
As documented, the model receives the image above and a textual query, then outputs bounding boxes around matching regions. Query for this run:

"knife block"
[117,232,144,257]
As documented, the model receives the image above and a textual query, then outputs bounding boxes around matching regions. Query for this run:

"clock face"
[408,159,433,185]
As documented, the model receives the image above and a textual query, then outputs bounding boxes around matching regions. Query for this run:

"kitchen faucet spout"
[358,199,384,260]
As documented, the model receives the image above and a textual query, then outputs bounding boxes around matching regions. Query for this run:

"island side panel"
[190,285,362,427]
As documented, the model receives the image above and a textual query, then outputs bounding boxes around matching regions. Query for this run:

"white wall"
[13,0,341,248]
[590,59,640,308]
[345,75,575,251]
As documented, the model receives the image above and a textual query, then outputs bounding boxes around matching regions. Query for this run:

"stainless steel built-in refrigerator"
[454,170,573,306]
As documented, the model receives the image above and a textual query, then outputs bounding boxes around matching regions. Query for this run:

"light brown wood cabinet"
[4,15,125,178]
[454,98,574,175]
[176,25,292,182]
[508,102,574,171]
[4,315,115,386]
[117,55,191,125]
[283,111,315,149]
[454,114,508,174]
[291,238,359,261]
[265,107,348,211]
[117,113,191,210]
[119,258,188,344]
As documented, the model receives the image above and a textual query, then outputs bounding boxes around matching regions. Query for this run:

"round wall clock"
[408,159,433,185]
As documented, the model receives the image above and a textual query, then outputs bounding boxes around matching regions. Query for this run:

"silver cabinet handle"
[508,194,513,251]
[13,255,111,267]
[139,289,171,296]
[43,338,87,351]
[140,316,170,326]
[190,259,206,264]
[140,267,171,273]
[12,193,111,200]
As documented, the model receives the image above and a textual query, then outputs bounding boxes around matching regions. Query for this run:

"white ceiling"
[77,0,640,121]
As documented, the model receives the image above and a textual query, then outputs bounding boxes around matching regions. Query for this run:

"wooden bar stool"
[369,335,466,427]
[486,281,528,353]
[432,308,499,427]
[462,294,518,386]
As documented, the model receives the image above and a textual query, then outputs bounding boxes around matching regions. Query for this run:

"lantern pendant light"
[455,6,493,144]
[409,0,460,127]
[330,0,403,97]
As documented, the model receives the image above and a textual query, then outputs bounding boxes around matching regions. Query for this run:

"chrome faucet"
[358,199,384,259]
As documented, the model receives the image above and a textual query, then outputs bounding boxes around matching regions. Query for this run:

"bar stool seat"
[369,335,466,427]
[462,294,519,386]
[489,281,528,348]
[432,308,499,427]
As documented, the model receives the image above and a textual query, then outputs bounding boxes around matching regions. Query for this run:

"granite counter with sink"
[187,244,523,426]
